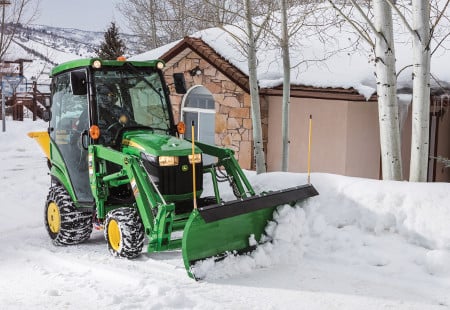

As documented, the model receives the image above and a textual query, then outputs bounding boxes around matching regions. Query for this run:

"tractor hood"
[120,130,202,157]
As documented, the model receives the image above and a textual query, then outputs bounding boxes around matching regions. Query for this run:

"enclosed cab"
[48,58,202,211]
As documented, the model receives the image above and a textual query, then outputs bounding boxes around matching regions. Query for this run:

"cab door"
[49,70,93,202]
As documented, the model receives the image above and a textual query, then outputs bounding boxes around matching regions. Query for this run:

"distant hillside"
[4,23,146,86]
[14,24,144,56]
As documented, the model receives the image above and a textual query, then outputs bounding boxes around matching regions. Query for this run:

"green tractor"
[29,58,318,279]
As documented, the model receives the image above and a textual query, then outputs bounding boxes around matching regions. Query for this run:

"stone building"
[153,37,262,169]
[131,35,450,182]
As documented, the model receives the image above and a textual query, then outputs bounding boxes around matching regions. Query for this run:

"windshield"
[93,68,171,143]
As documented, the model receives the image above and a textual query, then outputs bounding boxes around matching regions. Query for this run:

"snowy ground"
[1,119,450,309]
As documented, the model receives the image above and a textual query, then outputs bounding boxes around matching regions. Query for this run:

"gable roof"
[160,37,250,93]
[132,36,375,101]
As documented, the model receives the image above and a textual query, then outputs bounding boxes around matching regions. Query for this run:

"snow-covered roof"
[130,3,450,100]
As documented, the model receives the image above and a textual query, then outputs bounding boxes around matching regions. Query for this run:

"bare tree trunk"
[0,2,6,61]
[409,1,431,182]
[280,0,290,172]
[374,0,403,180]
[244,0,266,174]
[149,0,158,48]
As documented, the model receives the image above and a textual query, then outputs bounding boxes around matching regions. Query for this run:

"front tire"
[45,185,93,245]
[104,207,144,258]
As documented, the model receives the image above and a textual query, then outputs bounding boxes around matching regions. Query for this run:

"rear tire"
[45,185,93,245]
[104,207,144,258]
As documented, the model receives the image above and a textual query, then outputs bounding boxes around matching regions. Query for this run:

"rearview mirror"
[42,110,51,122]
[71,71,87,96]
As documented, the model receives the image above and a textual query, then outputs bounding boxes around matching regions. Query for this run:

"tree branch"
[431,30,450,56]
[383,0,415,36]
[327,0,375,47]
[428,0,450,49]
[349,0,381,42]
[396,64,413,78]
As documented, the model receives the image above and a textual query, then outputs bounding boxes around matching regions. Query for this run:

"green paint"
[51,58,165,76]
[182,207,277,279]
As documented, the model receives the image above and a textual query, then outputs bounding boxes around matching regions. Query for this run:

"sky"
[34,0,130,33]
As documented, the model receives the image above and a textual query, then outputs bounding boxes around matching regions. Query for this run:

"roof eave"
[160,37,250,93]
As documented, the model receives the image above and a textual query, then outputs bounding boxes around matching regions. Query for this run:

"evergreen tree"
[96,22,127,59]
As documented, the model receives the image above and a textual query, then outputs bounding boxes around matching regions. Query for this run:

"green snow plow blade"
[182,184,318,279]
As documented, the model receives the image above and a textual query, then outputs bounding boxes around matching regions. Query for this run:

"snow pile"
[0,118,48,232]
[425,250,450,275]
[194,172,450,280]
[1,119,450,309]
[192,203,308,279]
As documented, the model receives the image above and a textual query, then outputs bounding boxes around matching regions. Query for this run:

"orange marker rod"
[191,121,197,209]
[307,115,312,184]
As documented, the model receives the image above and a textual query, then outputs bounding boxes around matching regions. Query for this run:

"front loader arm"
[88,145,160,232]
[193,141,255,198]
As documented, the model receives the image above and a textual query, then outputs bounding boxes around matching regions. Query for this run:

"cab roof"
[51,58,164,77]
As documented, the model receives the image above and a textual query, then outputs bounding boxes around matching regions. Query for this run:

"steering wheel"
[106,120,123,133]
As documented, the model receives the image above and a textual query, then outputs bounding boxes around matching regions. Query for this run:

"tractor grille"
[142,156,203,196]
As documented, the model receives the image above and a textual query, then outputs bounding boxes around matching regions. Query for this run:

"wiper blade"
[123,62,163,99]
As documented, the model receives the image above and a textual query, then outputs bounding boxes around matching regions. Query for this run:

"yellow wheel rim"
[108,219,121,251]
[47,202,60,234]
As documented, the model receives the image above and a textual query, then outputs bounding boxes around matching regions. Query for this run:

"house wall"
[162,51,268,170]
[398,96,450,182]
[160,49,450,181]
[401,105,412,180]
[267,95,450,182]
[431,96,450,182]
[345,101,381,178]
[267,96,381,179]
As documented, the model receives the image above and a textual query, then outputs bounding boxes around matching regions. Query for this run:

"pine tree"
[96,22,127,59]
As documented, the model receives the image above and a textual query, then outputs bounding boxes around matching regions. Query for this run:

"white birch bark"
[409,1,431,182]
[244,0,266,174]
[374,0,403,180]
[280,0,290,172]
[329,0,403,180]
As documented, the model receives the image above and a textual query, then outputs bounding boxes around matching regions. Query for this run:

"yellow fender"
[28,131,50,159]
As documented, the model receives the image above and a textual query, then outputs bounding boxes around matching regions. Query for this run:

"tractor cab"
[48,59,181,204]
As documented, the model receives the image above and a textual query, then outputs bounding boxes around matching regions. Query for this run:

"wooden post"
[32,81,37,121]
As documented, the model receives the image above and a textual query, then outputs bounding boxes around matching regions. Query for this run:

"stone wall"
[163,50,269,170]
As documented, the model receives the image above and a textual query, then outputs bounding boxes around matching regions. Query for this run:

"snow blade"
[182,184,318,279]
[199,184,318,223]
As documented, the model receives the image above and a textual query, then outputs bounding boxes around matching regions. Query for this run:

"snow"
[7,40,81,86]
[130,3,450,100]
[130,39,182,62]
[1,118,450,309]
